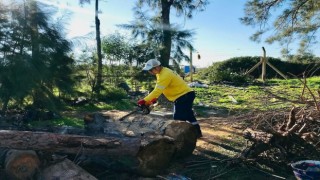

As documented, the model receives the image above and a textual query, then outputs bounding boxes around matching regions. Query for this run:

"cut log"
[164,121,197,159]
[40,158,97,180]
[0,110,198,177]
[136,134,175,176]
[5,149,40,180]
[0,130,141,156]
[98,111,198,159]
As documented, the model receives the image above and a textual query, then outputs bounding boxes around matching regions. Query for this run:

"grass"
[26,100,134,129]
[193,77,320,114]
[27,117,84,128]
[50,76,320,127]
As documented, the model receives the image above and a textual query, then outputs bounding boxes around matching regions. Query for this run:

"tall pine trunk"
[29,1,42,108]
[160,0,172,68]
[95,0,103,94]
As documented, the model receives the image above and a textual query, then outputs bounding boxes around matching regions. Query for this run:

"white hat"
[142,59,161,71]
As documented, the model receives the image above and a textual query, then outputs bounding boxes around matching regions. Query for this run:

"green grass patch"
[194,76,320,113]
[28,117,84,128]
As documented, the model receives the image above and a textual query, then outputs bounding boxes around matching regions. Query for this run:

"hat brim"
[142,65,153,71]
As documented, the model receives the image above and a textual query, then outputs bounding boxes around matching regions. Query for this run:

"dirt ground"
[63,109,298,180]
[158,113,298,180]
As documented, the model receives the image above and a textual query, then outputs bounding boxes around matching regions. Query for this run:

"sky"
[36,0,299,68]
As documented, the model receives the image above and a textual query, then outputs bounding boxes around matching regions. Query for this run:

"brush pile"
[239,105,320,161]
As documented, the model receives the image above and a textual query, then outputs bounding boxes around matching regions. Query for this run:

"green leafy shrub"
[99,86,128,101]
[199,56,320,84]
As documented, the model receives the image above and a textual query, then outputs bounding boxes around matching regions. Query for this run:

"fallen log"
[0,130,140,156]
[82,111,198,175]
[95,111,198,159]
[0,110,198,177]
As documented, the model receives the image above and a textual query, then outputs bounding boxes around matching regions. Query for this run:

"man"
[137,59,202,138]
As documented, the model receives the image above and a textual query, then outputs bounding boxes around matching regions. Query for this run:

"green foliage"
[121,0,209,67]
[0,1,75,111]
[99,86,128,102]
[102,33,132,64]
[241,0,320,56]
[198,57,257,84]
[199,56,320,84]
[28,117,84,128]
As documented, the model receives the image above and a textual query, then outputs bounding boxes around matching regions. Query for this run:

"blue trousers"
[173,91,199,126]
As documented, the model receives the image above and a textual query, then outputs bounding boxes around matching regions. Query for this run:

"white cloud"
[37,0,93,15]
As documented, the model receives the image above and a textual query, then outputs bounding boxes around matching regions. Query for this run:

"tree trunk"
[160,0,173,67]
[95,0,103,93]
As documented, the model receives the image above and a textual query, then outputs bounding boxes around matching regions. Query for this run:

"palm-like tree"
[134,0,209,67]
[120,9,195,68]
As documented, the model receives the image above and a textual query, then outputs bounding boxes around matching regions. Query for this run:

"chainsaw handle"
[137,104,150,115]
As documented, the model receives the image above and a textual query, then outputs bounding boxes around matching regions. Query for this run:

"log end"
[164,121,197,159]
[5,150,40,180]
[137,136,175,176]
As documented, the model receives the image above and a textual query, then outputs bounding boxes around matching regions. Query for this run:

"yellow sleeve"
[144,69,172,102]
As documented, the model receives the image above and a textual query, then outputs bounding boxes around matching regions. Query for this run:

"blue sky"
[38,0,295,68]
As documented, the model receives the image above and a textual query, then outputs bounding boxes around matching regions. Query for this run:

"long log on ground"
[0,110,198,177]
[96,111,198,159]
[0,130,140,156]
[83,111,198,176]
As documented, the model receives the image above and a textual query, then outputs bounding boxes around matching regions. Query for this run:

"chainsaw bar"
[118,104,151,121]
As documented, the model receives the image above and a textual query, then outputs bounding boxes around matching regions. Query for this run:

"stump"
[4,149,40,180]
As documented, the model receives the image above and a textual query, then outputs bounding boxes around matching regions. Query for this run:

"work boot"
[194,124,203,138]
[197,130,203,138]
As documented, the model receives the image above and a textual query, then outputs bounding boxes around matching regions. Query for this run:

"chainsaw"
[118,103,155,121]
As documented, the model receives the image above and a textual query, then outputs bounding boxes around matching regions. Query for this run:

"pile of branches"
[199,105,320,179]
[237,104,320,163]
[248,106,320,149]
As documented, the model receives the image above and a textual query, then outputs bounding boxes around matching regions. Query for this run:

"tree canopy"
[241,0,320,57]
[124,0,209,67]
[0,0,74,110]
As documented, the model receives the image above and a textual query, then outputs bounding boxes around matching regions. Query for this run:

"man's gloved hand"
[150,98,157,104]
[137,99,146,106]
[145,98,157,106]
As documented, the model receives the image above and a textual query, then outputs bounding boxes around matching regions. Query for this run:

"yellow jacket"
[144,67,192,102]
